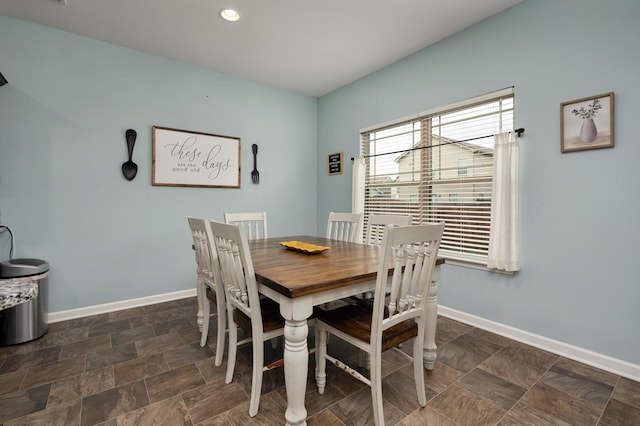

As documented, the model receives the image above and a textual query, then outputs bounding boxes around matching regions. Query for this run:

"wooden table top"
[248,235,381,299]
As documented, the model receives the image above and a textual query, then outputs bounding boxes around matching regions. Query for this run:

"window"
[457,158,468,176]
[359,88,514,264]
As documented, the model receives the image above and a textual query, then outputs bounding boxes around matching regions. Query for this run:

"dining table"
[241,235,445,426]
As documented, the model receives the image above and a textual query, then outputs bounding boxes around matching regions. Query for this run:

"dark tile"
[37,326,90,348]
[308,408,346,426]
[145,364,205,403]
[236,363,286,397]
[497,341,557,370]
[4,398,80,426]
[450,332,504,359]
[177,325,202,345]
[181,380,247,423]
[381,366,436,415]
[465,327,512,348]
[599,398,640,426]
[329,386,407,426]
[0,370,26,396]
[0,384,50,423]
[153,317,194,336]
[88,319,131,338]
[116,394,191,425]
[194,356,227,384]
[210,389,287,425]
[164,342,215,369]
[86,343,138,371]
[611,377,640,410]
[478,348,547,389]
[106,306,147,322]
[435,316,473,346]
[128,311,168,328]
[517,381,602,425]
[48,366,115,405]
[498,401,572,425]
[111,325,156,347]
[428,384,506,426]
[60,334,112,360]
[135,332,184,357]
[276,373,347,418]
[20,355,86,390]
[458,368,527,410]
[541,359,615,407]
[397,406,457,426]
[436,340,486,373]
[80,379,149,426]
[1,346,61,373]
[113,353,170,386]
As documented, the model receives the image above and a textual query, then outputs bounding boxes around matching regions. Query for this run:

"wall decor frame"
[561,92,614,153]
[328,152,343,175]
[152,126,240,188]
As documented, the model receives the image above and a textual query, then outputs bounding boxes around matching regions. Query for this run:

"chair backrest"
[326,212,363,242]
[371,223,444,343]
[209,221,263,336]
[224,211,268,240]
[364,214,412,246]
[187,217,221,286]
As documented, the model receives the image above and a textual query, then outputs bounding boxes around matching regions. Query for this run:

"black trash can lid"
[0,258,49,278]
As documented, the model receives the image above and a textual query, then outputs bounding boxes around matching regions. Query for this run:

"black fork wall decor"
[251,144,260,184]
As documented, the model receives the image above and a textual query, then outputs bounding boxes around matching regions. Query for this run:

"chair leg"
[249,337,264,417]
[370,350,384,426]
[200,295,210,347]
[196,273,205,332]
[214,290,226,366]
[225,316,238,384]
[316,327,327,394]
[413,336,427,406]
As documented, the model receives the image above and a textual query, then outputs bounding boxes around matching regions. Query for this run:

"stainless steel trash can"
[0,258,49,345]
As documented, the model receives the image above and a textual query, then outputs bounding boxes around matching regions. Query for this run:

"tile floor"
[1,296,639,425]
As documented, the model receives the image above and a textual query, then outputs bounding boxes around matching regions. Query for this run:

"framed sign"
[561,92,614,153]
[328,152,343,175]
[152,126,240,188]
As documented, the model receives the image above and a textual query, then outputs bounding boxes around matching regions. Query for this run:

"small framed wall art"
[152,126,241,188]
[328,152,343,175]
[560,92,614,153]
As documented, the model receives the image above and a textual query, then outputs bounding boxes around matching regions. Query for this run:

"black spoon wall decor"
[122,129,138,181]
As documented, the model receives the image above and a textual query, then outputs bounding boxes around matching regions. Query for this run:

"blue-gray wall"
[317,0,640,365]
[0,15,317,312]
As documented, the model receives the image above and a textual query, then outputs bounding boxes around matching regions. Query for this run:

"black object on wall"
[0,72,8,87]
[122,129,138,181]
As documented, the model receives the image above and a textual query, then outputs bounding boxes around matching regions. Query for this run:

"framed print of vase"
[561,92,614,153]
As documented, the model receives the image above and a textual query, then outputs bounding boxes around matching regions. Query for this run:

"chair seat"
[316,304,417,352]
[233,298,285,333]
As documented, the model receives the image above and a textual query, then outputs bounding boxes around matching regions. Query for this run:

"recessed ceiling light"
[220,9,240,22]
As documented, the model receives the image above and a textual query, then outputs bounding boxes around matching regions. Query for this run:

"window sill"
[442,255,515,276]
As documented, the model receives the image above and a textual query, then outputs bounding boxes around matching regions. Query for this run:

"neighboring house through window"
[358,88,515,265]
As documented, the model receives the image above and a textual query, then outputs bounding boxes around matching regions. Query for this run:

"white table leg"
[276,297,313,426]
[284,318,308,426]
[423,264,441,370]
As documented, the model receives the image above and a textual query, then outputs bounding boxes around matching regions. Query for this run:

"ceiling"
[0,0,522,97]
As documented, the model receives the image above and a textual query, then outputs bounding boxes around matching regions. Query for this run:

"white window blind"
[360,89,515,263]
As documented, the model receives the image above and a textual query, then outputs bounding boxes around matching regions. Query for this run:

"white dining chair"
[364,214,412,246]
[326,212,363,242]
[315,223,444,426]
[224,211,268,240]
[187,217,226,366]
[209,220,285,417]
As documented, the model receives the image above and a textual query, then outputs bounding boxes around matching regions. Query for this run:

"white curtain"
[487,132,520,272]
[351,157,365,214]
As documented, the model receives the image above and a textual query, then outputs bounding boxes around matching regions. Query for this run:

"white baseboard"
[438,305,640,382]
[47,288,197,323]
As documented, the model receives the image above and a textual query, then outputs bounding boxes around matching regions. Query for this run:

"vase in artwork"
[579,118,598,143]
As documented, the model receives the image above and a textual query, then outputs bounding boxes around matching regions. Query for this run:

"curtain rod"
[350,128,524,161]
